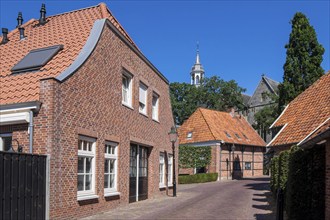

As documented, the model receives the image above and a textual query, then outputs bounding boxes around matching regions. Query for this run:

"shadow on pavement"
[243,178,276,220]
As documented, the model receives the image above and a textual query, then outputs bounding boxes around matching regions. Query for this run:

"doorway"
[129,144,148,203]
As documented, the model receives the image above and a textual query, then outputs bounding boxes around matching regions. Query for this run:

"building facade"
[241,75,279,143]
[178,108,266,179]
[0,3,176,219]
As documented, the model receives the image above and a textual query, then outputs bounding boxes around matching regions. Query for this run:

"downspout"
[29,110,33,154]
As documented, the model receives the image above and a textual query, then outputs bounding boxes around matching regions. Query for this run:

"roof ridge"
[262,76,277,94]
[47,4,100,19]
[199,108,217,141]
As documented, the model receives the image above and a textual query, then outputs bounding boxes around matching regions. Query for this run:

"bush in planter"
[179,173,218,184]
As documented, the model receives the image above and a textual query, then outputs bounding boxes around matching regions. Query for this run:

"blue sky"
[1,0,329,95]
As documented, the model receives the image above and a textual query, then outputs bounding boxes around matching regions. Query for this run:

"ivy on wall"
[179,146,211,168]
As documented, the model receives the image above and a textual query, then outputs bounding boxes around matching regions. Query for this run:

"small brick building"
[268,72,330,218]
[0,3,176,219]
[178,108,266,180]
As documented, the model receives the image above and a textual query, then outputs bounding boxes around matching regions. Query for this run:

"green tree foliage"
[179,146,211,169]
[278,12,325,111]
[170,76,245,125]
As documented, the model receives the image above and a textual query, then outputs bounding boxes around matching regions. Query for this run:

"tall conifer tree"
[278,12,324,111]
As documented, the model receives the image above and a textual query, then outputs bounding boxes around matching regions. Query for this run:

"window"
[159,153,165,187]
[77,136,96,200]
[187,132,192,139]
[242,133,249,140]
[245,162,251,170]
[139,82,148,114]
[122,72,132,107]
[152,93,159,121]
[168,154,173,186]
[104,142,118,195]
[0,133,12,151]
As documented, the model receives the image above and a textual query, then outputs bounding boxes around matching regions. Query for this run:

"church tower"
[190,43,205,86]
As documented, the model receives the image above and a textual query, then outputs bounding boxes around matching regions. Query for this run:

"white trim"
[267,123,288,146]
[104,192,120,197]
[269,104,290,129]
[77,194,99,201]
[0,112,30,125]
[298,117,330,146]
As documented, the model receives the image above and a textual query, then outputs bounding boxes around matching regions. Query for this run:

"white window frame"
[152,93,159,121]
[168,154,173,186]
[139,82,148,115]
[159,152,165,188]
[104,141,120,197]
[122,72,133,108]
[0,133,12,151]
[77,135,98,201]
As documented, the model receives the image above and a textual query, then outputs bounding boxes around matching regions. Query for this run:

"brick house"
[267,72,330,153]
[178,108,266,180]
[0,3,176,219]
[268,72,330,218]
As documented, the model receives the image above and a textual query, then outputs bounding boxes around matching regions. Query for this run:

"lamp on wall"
[8,139,23,153]
[168,126,178,197]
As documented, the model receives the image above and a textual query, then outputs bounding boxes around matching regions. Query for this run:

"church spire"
[190,42,205,86]
[196,42,200,64]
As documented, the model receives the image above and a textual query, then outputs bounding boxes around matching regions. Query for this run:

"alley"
[83,177,275,220]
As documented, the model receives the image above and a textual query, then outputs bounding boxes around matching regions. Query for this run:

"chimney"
[1,28,9,44]
[19,26,25,40]
[39,4,47,25]
[16,12,23,28]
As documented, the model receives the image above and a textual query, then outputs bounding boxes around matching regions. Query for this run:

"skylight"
[242,133,249,140]
[224,131,231,138]
[187,132,193,139]
[11,45,63,73]
[235,133,241,139]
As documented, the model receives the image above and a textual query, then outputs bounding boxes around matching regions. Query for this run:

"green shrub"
[178,173,218,184]
[279,150,290,191]
[270,156,279,193]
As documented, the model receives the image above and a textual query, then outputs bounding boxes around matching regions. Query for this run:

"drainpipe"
[29,110,34,154]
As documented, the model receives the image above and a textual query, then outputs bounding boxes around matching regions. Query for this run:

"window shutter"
[139,84,147,104]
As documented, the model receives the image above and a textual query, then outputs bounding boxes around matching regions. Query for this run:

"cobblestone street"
[83,177,275,220]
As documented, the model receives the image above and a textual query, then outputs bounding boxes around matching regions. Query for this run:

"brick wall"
[1,23,175,219]
[326,139,330,220]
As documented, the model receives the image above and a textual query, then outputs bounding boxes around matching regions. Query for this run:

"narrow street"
[84,177,275,220]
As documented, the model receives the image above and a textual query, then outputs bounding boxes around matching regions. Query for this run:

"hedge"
[178,173,218,184]
[270,145,325,220]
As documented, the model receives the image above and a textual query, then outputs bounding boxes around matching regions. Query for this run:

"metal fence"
[0,152,47,220]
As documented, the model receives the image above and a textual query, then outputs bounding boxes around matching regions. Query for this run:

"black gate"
[0,152,47,220]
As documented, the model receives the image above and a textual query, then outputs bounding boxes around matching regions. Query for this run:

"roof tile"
[270,73,330,146]
[0,3,136,106]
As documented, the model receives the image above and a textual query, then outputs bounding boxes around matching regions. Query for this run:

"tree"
[278,12,325,112]
[170,76,245,125]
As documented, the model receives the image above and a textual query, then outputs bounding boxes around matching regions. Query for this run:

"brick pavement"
[82,177,275,220]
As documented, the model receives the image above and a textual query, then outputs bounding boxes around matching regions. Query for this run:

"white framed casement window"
[152,93,159,121]
[122,72,133,107]
[0,133,12,151]
[104,141,120,196]
[139,82,148,115]
[77,135,98,201]
[159,152,165,188]
[168,154,173,186]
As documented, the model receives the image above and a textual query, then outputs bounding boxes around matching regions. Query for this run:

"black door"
[129,144,148,203]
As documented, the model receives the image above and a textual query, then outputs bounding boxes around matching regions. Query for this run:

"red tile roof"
[178,108,266,146]
[0,3,136,106]
[299,119,330,146]
[269,73,330,146]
